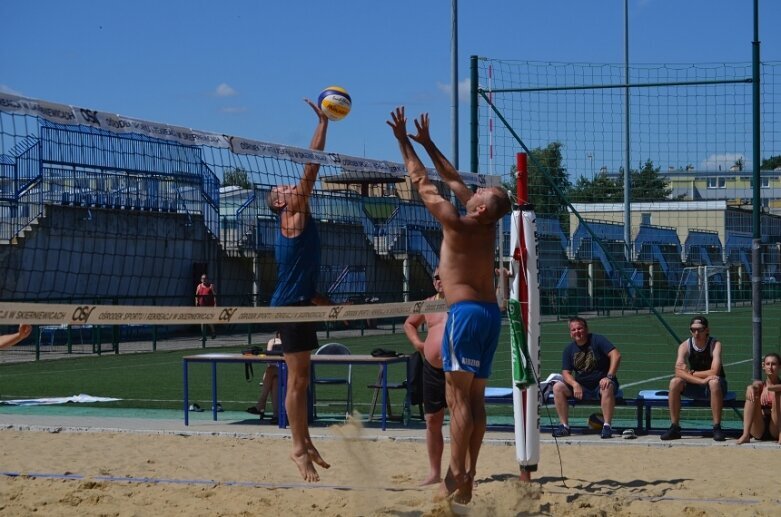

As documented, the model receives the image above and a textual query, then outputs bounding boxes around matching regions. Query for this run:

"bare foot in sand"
[434,468,468,502]
[291,450,319,482]
[307,447,330,470]
[736,434,751,445]
[420,473,442,486]
[453,473,474,504]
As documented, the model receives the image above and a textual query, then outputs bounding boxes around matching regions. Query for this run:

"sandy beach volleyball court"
[1,419,778,516]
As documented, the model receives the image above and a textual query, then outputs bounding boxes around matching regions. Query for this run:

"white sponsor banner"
[229,136,497,186]
[0,93,230,149]
[0,94,77,124]
[0,300,448,326]
[0,92,499,187]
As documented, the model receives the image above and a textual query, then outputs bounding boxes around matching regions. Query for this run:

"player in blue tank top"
[266,98,330,482]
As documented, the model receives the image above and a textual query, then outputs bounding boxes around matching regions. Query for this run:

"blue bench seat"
[637,389,741,433]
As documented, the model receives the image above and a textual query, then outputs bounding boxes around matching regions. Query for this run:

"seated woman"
[246,333,282,423]
[737,352,781,445]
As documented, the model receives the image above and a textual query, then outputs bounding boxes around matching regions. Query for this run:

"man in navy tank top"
[266,99,330,482]
[661,315,728,441]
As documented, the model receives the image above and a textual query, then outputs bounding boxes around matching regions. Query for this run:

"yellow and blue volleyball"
[318,86,351,121]
[587,412,604,430]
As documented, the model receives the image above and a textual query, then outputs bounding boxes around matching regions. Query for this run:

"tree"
[629,159,672,201]
[502,142,571,223]
[569,159,675,203]
[527,142,571,216]
[569,172,623,203]
[761,155,781,170]
[223,167,251,189]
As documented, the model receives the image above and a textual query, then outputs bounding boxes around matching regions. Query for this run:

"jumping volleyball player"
[266,98,330,482]
[388,107,511,503]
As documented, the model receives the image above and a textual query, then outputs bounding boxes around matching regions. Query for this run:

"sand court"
[1,413,779,516]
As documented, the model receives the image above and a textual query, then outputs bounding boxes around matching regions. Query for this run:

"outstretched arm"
[387,107,427,182]
[409,113,473,206]
[0,324,32,349]
[292,99,329,209]
[387,107,459,225]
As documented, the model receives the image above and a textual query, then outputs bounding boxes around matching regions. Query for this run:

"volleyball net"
[0,92,499,315]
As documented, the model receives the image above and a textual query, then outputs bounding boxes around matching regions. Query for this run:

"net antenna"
[508,152,541,482]
[673,265,733,314]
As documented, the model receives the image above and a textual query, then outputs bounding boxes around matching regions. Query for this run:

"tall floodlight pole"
[623,0,632,261]
[751,0,762,380]
[451,0,459,170]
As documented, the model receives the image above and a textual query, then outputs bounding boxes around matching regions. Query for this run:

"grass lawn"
[2,304,779,427]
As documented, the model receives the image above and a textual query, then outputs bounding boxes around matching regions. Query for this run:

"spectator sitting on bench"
[736,352,781,445]
[661,315,727,442]
[552,317,621,439]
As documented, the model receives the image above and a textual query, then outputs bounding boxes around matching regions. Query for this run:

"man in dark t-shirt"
[552,317,621,439]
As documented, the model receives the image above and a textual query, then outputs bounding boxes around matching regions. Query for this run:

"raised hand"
[304,98,329,124]
[18,324,32,340]
[386,107,408,140]
[409,113,432,145]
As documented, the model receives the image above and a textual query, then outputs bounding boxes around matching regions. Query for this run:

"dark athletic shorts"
[760,411,775,441]
[422,358,447,415]
[277,302,319,354]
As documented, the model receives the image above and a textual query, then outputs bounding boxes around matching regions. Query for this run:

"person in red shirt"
[195,274,217,338]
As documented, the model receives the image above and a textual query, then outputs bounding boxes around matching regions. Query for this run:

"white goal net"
[673,266,732,314]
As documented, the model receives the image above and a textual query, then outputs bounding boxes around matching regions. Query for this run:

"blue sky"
[1,0,779,172]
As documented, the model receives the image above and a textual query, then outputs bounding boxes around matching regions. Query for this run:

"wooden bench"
[637,389,743,435]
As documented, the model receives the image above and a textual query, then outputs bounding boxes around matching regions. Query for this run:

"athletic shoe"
[600,424,613,439]
[660,424,682,441]
[712,424,726,442]
[552,424,571,437]
[246,406,263,417]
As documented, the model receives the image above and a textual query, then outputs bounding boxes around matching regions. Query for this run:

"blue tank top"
[270,215,320,306]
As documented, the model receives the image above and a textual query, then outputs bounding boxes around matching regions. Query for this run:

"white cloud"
[436,78,471,103]
[699,152,750,172]
[0,84,23,96]
[215,83,237,97]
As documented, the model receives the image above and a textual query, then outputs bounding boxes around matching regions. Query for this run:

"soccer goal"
[673,266,732,314]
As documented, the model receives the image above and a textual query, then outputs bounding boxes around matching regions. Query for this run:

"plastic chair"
[311,343,353,419]
[368,352,424,423]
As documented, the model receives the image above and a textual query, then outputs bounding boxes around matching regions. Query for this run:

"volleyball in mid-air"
[318,86,351,121]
